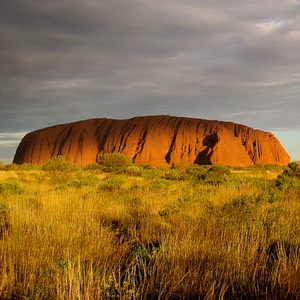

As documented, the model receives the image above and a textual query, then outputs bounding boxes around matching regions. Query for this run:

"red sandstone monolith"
[13,116,290,167]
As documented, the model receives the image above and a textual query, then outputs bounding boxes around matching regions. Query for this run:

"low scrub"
[98,153,133,173]
[0,161,299,299]
[42,156,78,184]
[276,161,300,190]
[201,165,231,185]
[0,181,24,196]
[99,175,125,191]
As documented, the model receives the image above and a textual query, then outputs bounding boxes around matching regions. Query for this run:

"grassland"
[0,158,299,299]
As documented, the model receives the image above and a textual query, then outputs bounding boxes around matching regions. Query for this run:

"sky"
[1,0,300,163]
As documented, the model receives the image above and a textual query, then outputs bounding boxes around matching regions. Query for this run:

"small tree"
[98,153,132,173]
[42,156,78,184]
[42,156,77,172]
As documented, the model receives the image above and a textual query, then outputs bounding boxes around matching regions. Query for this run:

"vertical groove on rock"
[165,126,179,164]
[132,129,148,162]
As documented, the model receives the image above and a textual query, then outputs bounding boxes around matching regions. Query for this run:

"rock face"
[13,115,290,167]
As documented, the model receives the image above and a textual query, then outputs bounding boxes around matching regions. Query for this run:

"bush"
[99,175,125,191]
[42,156,78,184]
[201,165,231,185]
[162,164,188,181]
[0,181,24,196]
[84,163,103,171]
[139,165,163,179]
[276,161,300,190]
[284,161,300,179]
[212,194,286,234]
[42,156,77,172]
[149,178,171,191]
[162,169,182,181]
[125,165,142,176]
[185,164,207,180]
[98,153,132,173]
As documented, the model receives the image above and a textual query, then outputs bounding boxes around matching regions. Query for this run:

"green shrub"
[42,156,77,172]
[84,163,103,171]
[42,156,78,184]
[68,179,86,189]
[205,192,285,235]
[125,165,142,176]
[139,165,163,179]
[162,164,188,180]
[98,153,132,173]
[140,164,152,170]
[0,181,24,196]
[284,161,300,178]
[276,161,300,190]
[159,195,193,217]
[201,165,231,185]
[149,178,171,191]
[184,164,207,180]
[162,169,182,181]
[99,175,125,191]
[220,195,259,222]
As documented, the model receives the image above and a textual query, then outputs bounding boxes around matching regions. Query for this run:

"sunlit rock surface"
[13,115,290,167]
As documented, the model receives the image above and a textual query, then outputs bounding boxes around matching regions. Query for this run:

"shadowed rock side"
[13,116,290,167]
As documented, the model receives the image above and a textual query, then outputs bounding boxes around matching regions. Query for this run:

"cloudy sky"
[1,0,300,163]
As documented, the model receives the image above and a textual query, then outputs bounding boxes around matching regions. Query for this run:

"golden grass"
[0,166,299,299]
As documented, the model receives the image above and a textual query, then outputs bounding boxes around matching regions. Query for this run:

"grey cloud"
[1,0,300,163]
